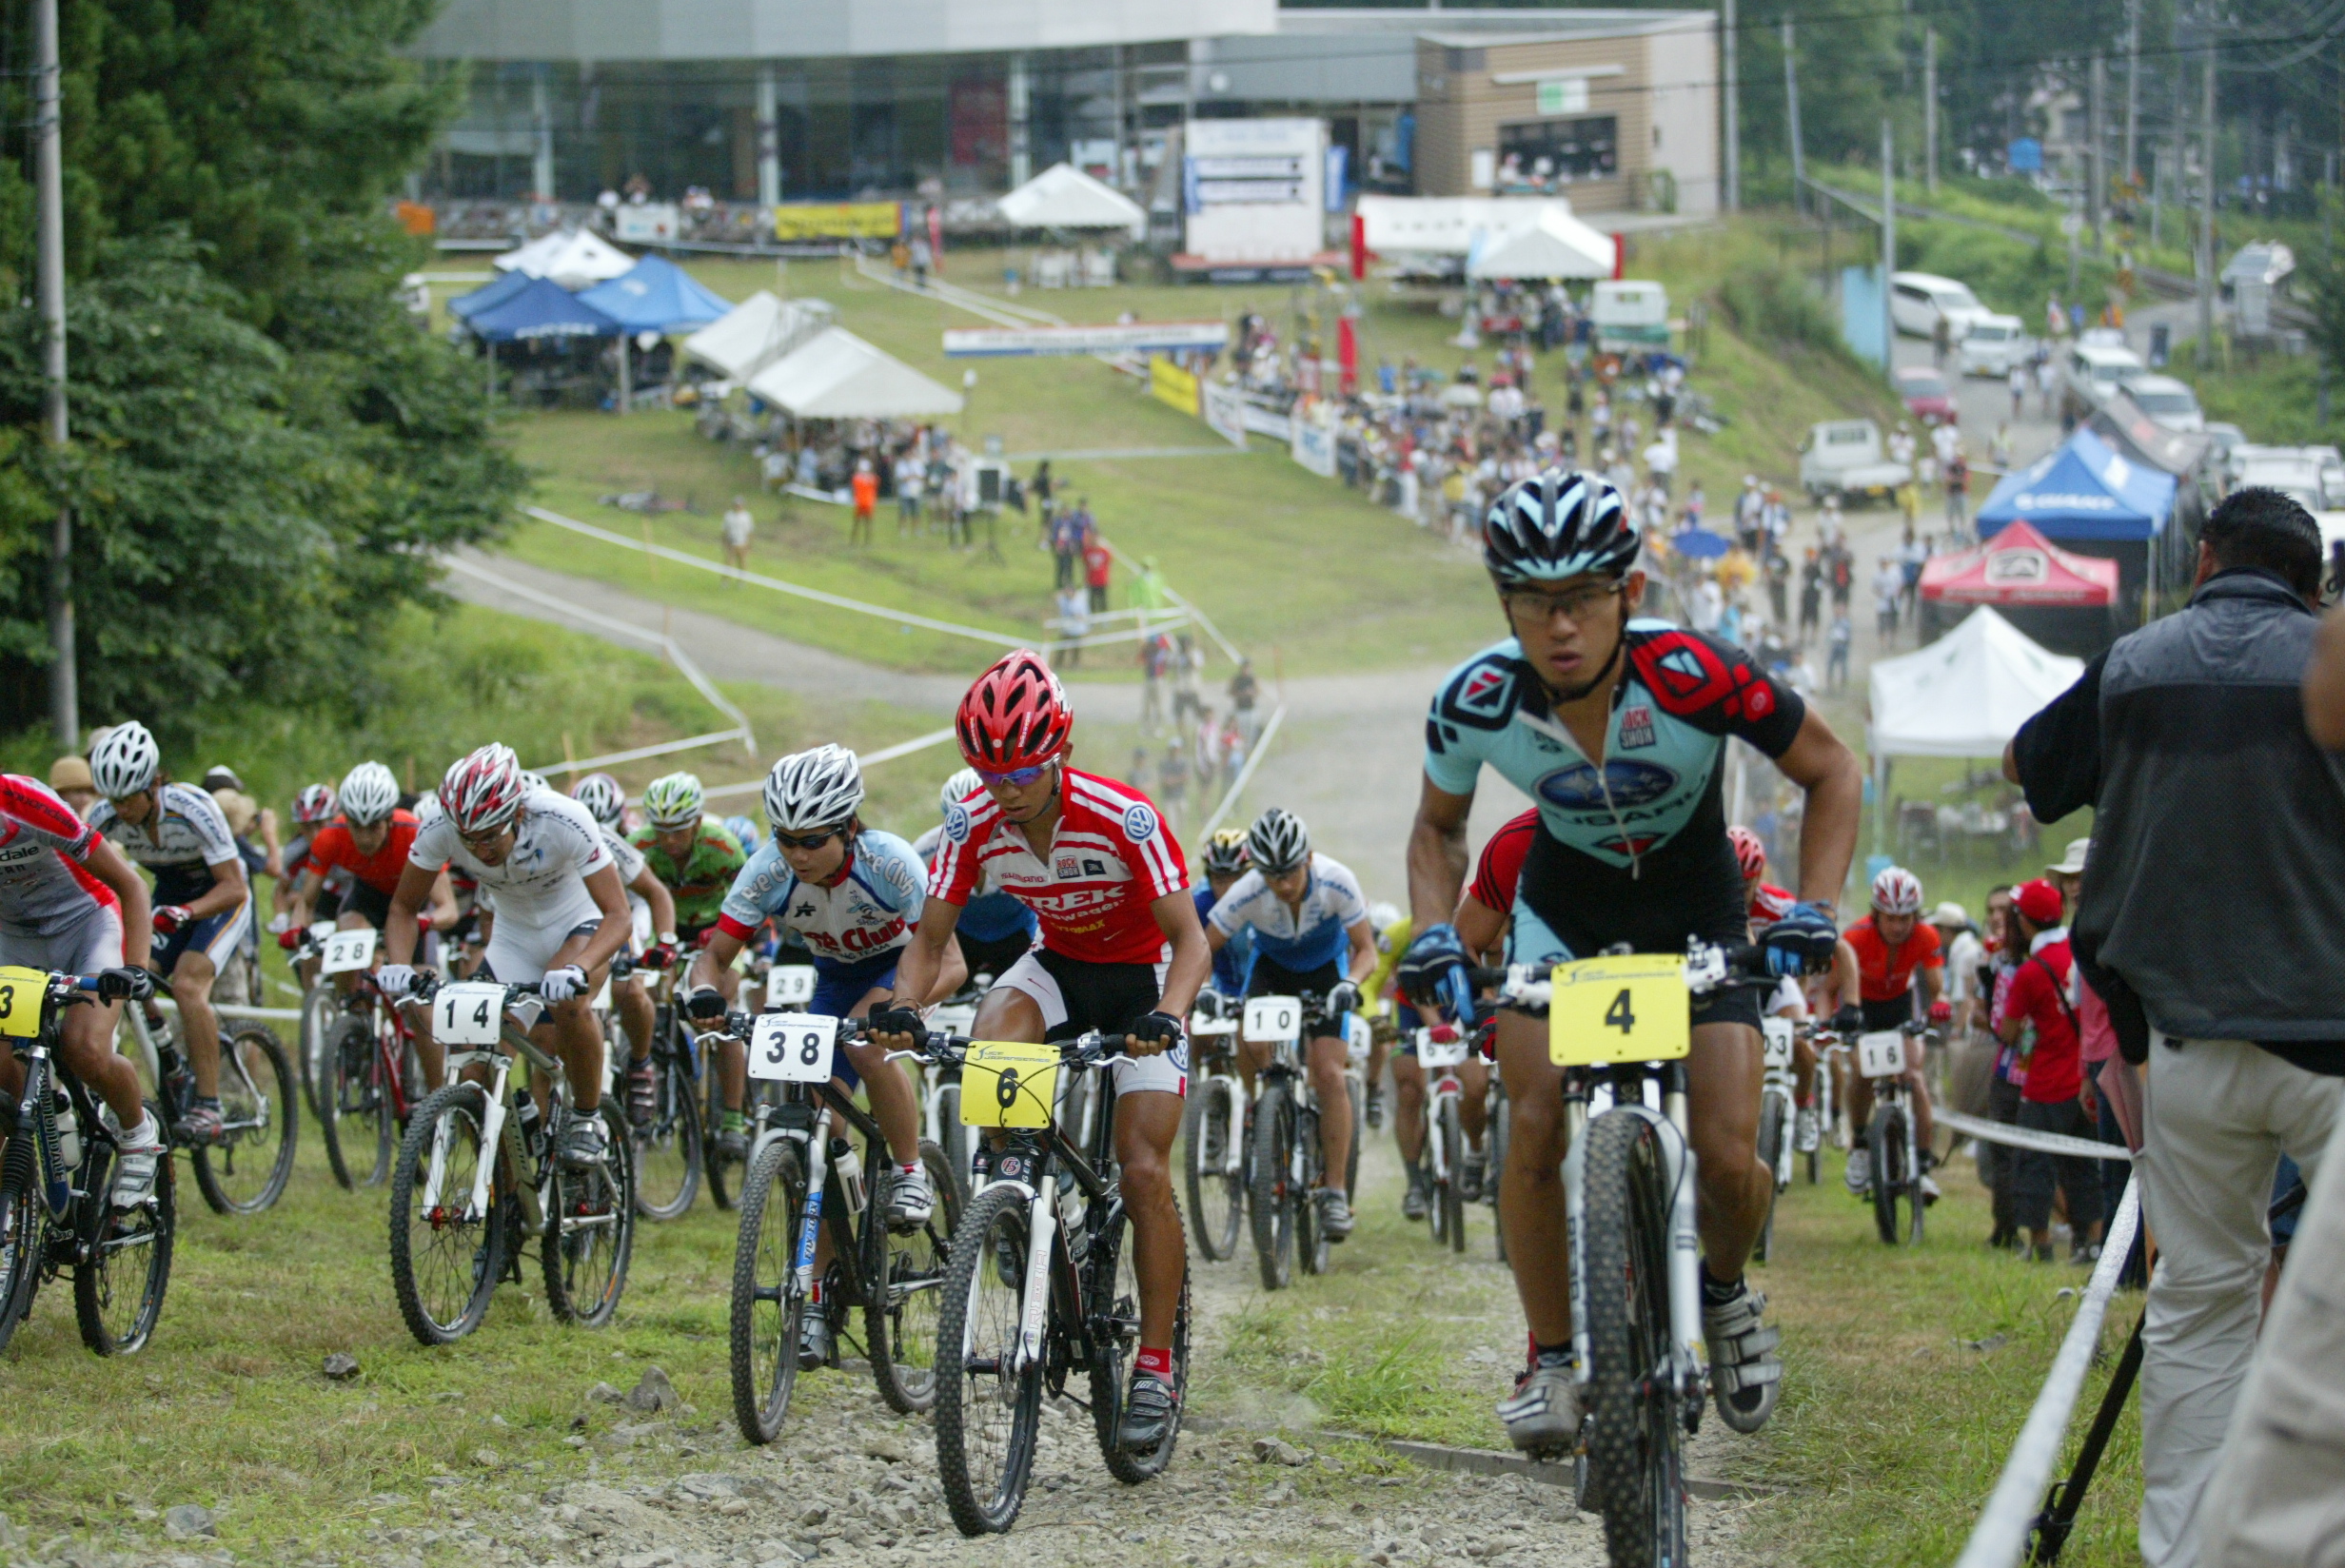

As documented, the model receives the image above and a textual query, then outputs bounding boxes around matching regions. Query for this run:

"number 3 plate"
[0,964,47,1039]
[433,982,509,1046]
[749,1012,838,1084]
[1548,954,1690,1068]
[1243,996,1302,1044]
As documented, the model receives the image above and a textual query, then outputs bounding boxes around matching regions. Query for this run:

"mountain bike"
[312,926,426,1189]
[1477,941,1779,1568]
[921,990,979,1194]
[0,969,174,1356]
[1855,1025,1928,1246]
[1750,1016,1797,1264]
[934,1030,1192,1535]
[1805,1027,1848,1186]
[387,975,637,1344]
[704,961,815,1209]
[1180,992,1246,1263]
[621,956,704,1222]
[1417,1022,1475,1254]
[121,992,296,1217]
[1244,990,1346,1289]
[719,1007,962,1443]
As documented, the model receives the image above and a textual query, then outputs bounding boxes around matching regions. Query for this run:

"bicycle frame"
[1188,1023,1245,1184]
[1760,1018,1797,1189]
[343,977,427,1125]
[420,1003,570,1235]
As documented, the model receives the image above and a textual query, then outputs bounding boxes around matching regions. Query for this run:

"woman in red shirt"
[1997,878,2104,1264]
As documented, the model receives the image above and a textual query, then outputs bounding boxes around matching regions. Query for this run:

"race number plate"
[433,982,509,1046]
[749,1012,838,1084]
[1548,954,1691,1068]
[1762,1017,1795,1069]
[1857,1030,1909,1080]
[307,921,337,945]
[319,928,378,976]
[1243,995,1303,1044]
[1416,1027,1470,1071]
[767,965,818,1006]
[1345,1013,1372,1066]
[960,1040,1061,1129]
[0,965,47,1039]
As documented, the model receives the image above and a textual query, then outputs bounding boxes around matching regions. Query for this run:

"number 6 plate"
[960,1040,1061,1129]
[433,982,509,1046]
[749,1012,838,1084]
[319,928,378,975]
[1548,954,1690,1068]
[1243,996,1302,1043]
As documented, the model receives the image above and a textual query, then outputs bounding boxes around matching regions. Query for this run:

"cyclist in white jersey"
[570,773,681,1128]
[86,723,253,1146]
[378,744,634,1168]
[1203,809,1376,1240]
[0,773,168,1205]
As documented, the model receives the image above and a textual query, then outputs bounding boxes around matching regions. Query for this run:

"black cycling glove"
[866,1006,929,1050]
[1830,1005,1863,1036]
[95,967,153,1004]
[1124,1010,1186,1051]
[683,985,727,1021]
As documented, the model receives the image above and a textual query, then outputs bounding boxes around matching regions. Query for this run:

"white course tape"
[1939,1108,2133,1163]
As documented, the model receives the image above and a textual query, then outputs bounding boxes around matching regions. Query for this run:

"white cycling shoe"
[1705,1279,1783,1434]
[107,1109,166,1209]
[1793,1106,1821,1154]
[1842,1147,1872,1196]
[1498,1360,1583,1454]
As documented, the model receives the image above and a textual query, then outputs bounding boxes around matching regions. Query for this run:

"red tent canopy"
[1919,519,2119,608]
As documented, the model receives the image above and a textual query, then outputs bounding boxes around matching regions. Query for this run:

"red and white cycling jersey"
[928,769,1187,966]
[0,774,113,936]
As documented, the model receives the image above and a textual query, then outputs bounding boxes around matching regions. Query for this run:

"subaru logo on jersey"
[1122,803,1158,843]
[1619,704,1656,750]
[1055,855,1081,879]
[1536,759,1679,811]
[943,803,971,844]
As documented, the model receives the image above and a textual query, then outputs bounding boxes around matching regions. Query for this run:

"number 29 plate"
[1548,954,1690,1068]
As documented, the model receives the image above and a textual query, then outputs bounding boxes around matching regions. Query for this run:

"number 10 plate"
[1547,954,1690,1068]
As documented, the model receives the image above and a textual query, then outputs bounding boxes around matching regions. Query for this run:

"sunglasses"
[975,761,1054,789]
[772,826,846,851]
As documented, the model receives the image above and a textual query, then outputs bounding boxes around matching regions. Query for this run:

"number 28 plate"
[749,1012,838,1084]
[1548,954,1690,1068]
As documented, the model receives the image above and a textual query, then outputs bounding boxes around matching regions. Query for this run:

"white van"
[1890,271,1991,339]
[2061,341,2146,420]
[1956,313,2033,377]
[1591,280,1670,350]
[2117,373,2205,433]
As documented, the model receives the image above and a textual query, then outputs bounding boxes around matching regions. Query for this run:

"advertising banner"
[773,202,902,241]
[1150,356,1201,418]
[942,321,1231,358]
[1202,381,1250,448]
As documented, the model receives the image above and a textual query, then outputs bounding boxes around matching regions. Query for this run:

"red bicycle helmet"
[1727,825,1768,882]
[956,650,1074,772]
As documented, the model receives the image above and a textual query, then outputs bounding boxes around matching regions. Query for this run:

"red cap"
[2013,878,2065,928]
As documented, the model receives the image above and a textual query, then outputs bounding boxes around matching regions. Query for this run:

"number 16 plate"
[1548,954,1690,1068]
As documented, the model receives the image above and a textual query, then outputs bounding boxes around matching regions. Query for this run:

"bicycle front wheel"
[1248,1082,1296,1291]
[632,1051,703,1222]
[388,1081,506,1345]
[1753,1090,1786,1265]
[1089,1198,1191,1484]
[319,1015,387,1190]
[192,1026,297,1215]
[729,1138,807,1443]
[1868,1107,1920,1246]
[0,1135,39,1351]
[299,982,336,1123]
[74,1117,176,1356]
[935,1180,1044,1536]
[1578,1109,1687,1568]
[1182,1077,1244,1262]
[867,1138,962,1414]
[544,1105,636,1326]
[1438,1095,1468,1256]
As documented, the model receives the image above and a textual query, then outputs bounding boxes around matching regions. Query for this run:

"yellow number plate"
[1548,954,1691,1067]
[0,966,49,1039]
[960,1040,1062,1129]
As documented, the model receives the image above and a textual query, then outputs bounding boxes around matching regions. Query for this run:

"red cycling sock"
[1134,1346,1174,1380]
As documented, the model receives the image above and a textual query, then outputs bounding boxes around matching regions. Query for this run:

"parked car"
[1957,312,2033,377]
[2061,341,2147,421]
[1890,271,1993,340]
[1893,365,1959,425]
[2205,421,2247,480]
[2230,445,2339,512]
[1799,419,1912,504]
[2116,373,2205,432]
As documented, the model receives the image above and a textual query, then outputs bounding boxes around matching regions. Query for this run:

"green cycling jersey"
[629,814,747,931]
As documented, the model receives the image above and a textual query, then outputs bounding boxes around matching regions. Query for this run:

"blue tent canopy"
[1976,426,2178,541]
[576,255,733,334]
[447,268,533,322]
[466,276,620,343]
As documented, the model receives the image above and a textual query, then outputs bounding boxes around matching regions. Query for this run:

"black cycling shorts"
[341,879,395,931]
[1861,992,1919,1033]
[955,927,1036,986]
[1020,946,1163,1044]
[1246,956,1346,1040]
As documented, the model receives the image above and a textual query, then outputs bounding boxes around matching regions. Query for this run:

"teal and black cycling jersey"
[1423,621,1806,878]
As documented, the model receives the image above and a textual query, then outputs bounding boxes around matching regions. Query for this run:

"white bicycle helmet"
[1247,807,1311,875]
[291,783,339,826]
[438,743,528,835]
[940,766,984,817]
[1871,865,1924,917]
[339,761,401,827]
[519,770,552,795]
[641,772,705,831]
[89,721,161,798]
[764,744,865,833]
[571,773,626,831]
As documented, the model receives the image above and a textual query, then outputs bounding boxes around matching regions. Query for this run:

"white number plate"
[1416,1028,1469,1070]
[1189,1011,1238,1037]
[750,1012,838,1084]
[1857,1030,1908,1080]
[1762,1017,1795,1069]
[434,982,509,1046]
[319,928,378,976]
[1244,995,1302,1044]
[1345,1014,1372,1066]
[307,920,337,946]
[767,965,818,1006]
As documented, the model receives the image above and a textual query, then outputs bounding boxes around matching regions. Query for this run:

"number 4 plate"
[1243,996,1302,1043]
[320,928,378,975]
[1548,954,1690,1068]
[433,982,509,1047]
[750,1012,838,1084]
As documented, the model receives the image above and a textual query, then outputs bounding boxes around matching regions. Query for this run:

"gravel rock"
[321,1353,362,1381]
[587,1382,625,1404]
[162,1505,216,1540]
[623,1366,680,1414]
[1252,1439,1307,1467]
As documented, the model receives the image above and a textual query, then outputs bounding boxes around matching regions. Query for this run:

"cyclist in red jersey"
[878,650,1209,1457]
[1840,865,1943,1197]
[1731,826,1856,1154]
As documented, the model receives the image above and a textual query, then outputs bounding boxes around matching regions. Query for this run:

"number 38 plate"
[749,1012,838,1084]
[1548,954,1691,1068]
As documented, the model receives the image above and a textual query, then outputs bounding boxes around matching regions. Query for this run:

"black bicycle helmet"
[1482,467,1642,590]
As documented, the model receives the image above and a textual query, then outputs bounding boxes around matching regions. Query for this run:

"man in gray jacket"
[2006,487,2345,1567]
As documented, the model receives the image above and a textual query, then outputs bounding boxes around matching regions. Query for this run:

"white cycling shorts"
[0,902,124,979]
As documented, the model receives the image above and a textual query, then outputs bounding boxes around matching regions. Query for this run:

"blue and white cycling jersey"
[1206,853,1369,973]
[718,829,926,973]
[89,782,242,905]
[1193,884,1254,996]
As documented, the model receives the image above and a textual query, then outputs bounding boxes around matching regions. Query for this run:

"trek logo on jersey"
[943,803,971,844]
[1121,804,1158,843]
[1619,704,1656,750]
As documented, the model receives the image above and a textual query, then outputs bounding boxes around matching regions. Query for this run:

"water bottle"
[515,1096,542,1157]
[52,1092,80,1171]
[832,1138,867,1213]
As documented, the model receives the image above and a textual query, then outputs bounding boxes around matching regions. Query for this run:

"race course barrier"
[1939,1108,2133,1163]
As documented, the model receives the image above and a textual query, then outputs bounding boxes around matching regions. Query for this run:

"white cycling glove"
[541,965,589,1003]
[376,964,416,999]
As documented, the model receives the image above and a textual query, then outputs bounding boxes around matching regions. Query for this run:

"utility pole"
[2124,0,2141,190]
[1783,17,1804,214]
[1924,29,1939,193]
[1882,118,1897,384]
[2089,50,2106,251]
[33,0,75,751]
[1722,0,1741,211]
[2198,41,2218,354]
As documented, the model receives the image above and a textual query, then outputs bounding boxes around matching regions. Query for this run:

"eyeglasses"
[975,761,1054,789]
[457,824,512,849]
[1503,581,1625,630]
[771,827,846,851]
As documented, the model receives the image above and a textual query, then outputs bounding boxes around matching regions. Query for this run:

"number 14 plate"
[1548,954,1690,1068]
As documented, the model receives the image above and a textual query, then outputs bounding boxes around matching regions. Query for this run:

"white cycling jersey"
[1206,852,1368,973]
[89,782,238,900]
[409,787,611,938]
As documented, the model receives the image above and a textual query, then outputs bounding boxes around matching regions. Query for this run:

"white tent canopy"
[996,162,1147,238]
[680,291,836,382]
[745,326,965,420]
[1867,607,2085,758]
[493,228,636,290]
[1466,208,1616,280]
[1355,196,1577,256]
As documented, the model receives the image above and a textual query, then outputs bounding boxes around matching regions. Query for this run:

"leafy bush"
[1716,262,1859,366]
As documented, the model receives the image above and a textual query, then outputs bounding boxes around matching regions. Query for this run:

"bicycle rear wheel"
[729,1138,807,1443]
[1753,1091,1786,1265]
[632,1050,703,1222]
[935,1180,1045,1536]
[867,1138,962,1415]
[0,1136,38,1352]
[934,1073,972,1200]
[1344,1073,1365,1200]
[1438,1096,1468,1255]
[1247,1082,1296,1291]
[74,1120,176,1356]
[1182,1077,1244,1262]
[1489,1085,1512,1264]
[299,982,336,1123]
[1578,1110,1686,1568]
[1090,1197,1191,1483]
[702,1044,739,1211]
[191,1027,297,1215]
[544,1105,636,1325]
[1297,1102,1330,1277]
[388,1081,506,1345]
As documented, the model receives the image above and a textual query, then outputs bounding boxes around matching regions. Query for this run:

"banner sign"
[773,202,902,241]
[1290,415,1337,478]
[942,321,1231,358]
[1150,356,1201,418]
[614,204,680,244]
[1202,381,1250,448]
[1242,402,1293,442]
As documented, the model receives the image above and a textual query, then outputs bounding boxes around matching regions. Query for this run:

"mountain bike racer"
[572,773,681,1128]
[630,773,747,953]
[1417,806,1538,1214]
[1203,808,1375,1240]
[877,649,1209,1456]
[87,722,256,1147]
[1360,901,1411,1134]
[1731,825,1858,1155]
[1399,469,1861,1449]
[1840,866,1943,1200]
